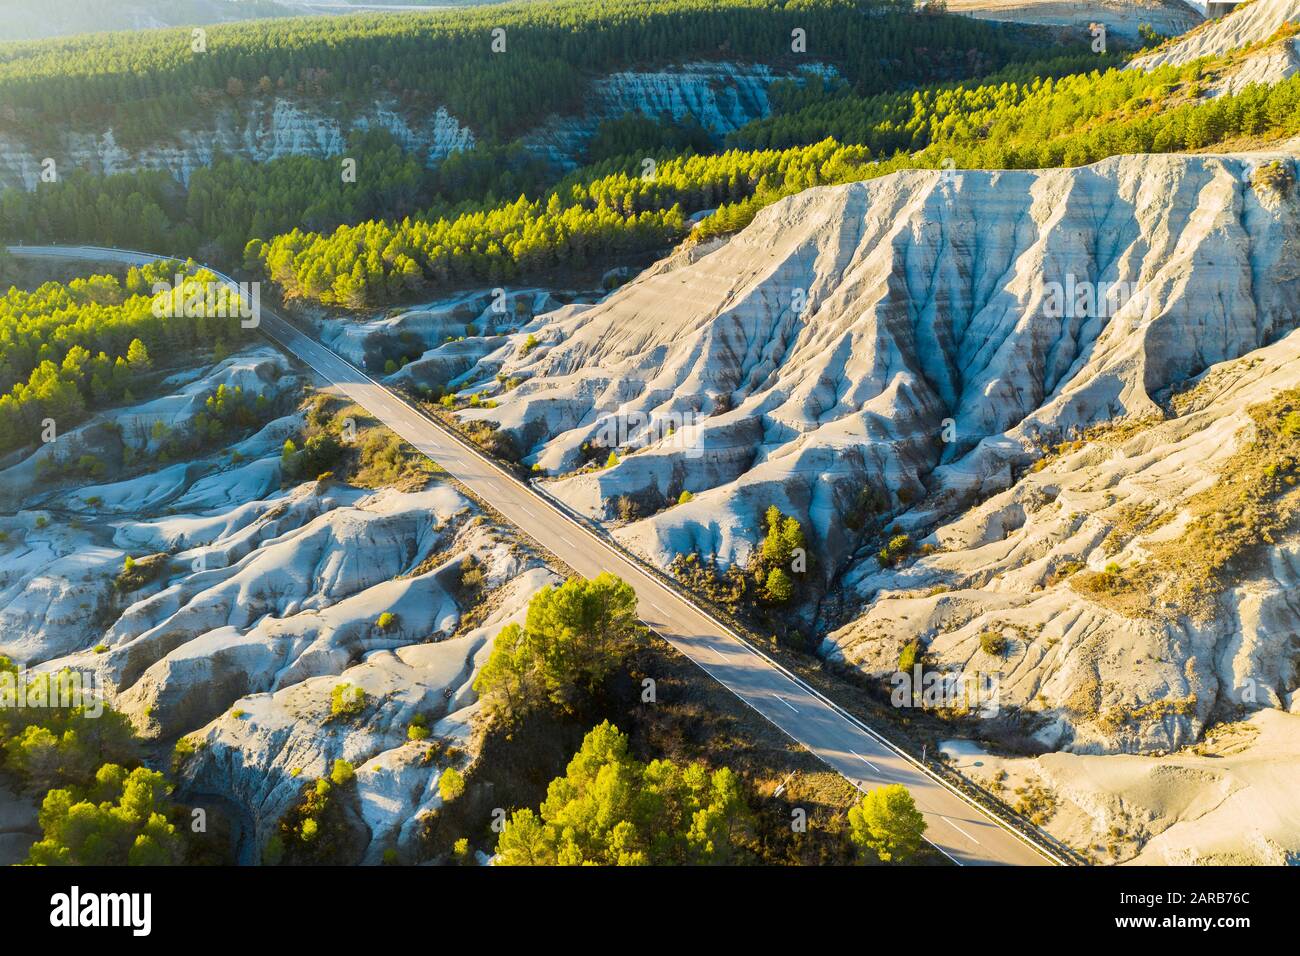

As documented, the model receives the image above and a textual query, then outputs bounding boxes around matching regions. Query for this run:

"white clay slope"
[1132,0,1300,69]
[467,148,1300,581]
[0,348,558,863]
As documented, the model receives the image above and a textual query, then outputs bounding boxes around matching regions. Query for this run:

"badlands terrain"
[0,60,837,191]
[6,143,1296,865]
[1132,0,1300,94]
[5,0,1300,870]
[434,143,1300,863]
[0,336,560,864]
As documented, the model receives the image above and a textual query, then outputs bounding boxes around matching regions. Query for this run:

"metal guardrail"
[10,244,1074,866]
[523,479,1075,867]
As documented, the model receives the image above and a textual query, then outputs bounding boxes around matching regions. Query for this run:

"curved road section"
[8,244,1062,867]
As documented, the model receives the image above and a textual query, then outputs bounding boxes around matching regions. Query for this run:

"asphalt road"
[7,244,1060,867]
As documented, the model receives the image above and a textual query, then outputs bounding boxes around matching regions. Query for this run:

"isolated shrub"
[283,433,343,482]
[1252,160,1295,195]
[376,611,398,631]
[979,631,1007,656]
[330,759,356,786]
[615,494,645,521]
[330,683,367,719]
[407,715,430,741]
[765,566,794,603]
[897,640,922,673]
[459,555,485,591]
[438,766,466,803]
[759,505,806,570]
[878,533,913,567]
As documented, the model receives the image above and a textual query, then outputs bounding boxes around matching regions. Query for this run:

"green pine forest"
[0,0,1047,144]
[2,0,1299,453]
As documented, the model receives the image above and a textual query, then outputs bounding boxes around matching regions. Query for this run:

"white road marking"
[942,817,982,846]
[931,842,964,866]
[3,249,1063,868]
[777,695,799,713]
[850,749,881,773]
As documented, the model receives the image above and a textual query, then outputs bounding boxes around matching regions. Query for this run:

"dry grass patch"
[1072,387,1300,620]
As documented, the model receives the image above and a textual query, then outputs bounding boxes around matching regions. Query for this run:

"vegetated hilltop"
[0,0,1063,190]
[1131,0,1300,96]
[1133,0,1300,69]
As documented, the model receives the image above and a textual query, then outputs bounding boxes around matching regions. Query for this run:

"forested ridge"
[244,61,1300,304]
[0,0,1046,145]
[0,263,253,453]
[7,52,1299,311]
[4,0,1298,442]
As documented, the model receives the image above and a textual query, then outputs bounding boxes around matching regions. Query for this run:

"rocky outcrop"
[464,148,1299,575]
[0,60,834,190]
[1129,0,1300,97]
[178,566,557,861]
[523,61,838,167]
[1132,0,1300,68]
[824,327,1300,754]
[949,0,1202,41]
[0,98,473,191]
[944,709,1300,864]
[315,287,596,377]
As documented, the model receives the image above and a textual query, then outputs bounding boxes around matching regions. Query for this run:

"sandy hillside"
[945,709,1300,864]
[1133,0,1300,67]
[946,0,1202,38]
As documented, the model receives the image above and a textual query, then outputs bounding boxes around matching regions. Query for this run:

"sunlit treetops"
[0,0,1066,143]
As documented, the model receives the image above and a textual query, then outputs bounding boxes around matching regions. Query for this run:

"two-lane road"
[8,244,1062,866]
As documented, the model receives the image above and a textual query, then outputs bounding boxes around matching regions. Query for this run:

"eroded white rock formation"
[0,346,558,862]
[463,149,1299,582]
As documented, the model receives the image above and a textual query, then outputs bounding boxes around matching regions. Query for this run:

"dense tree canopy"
[27,765,184,866]
[0,661,140,795]
[0,1,1055,145]
[0,264,256,453]
[847,783,926,863]
[495,720,753,865]
[473,572,643,723]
